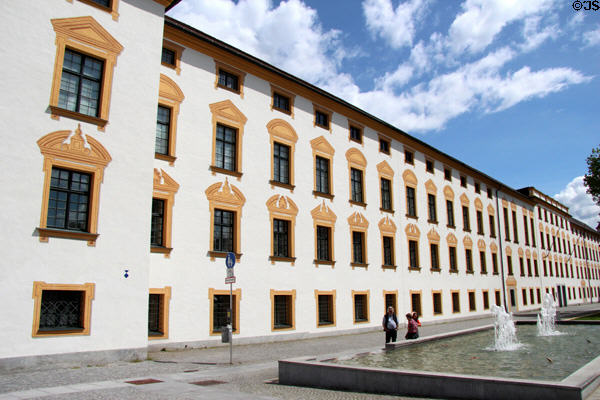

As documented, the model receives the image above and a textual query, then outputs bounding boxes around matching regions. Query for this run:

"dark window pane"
[274,295,291,328]
[218,69,239,91]
[273,92,290,112]
[215,124,237,171]
[47,167,91,231]
[352,231,364,263]
[428,194,437,221]
[273,143,290,184]
[317,226,330,261]
[213,294,236,332]
[273,219,289,257]
[40,290,83,331]
[161,47,175,65]
[315,110,328,127]
[406,187,416,217]
[151,198,165,246]
[380,178,391,210]
[354,294,367,321]
[315,156,329,194]
[214,209,234,252]
[351,168,363,203]
[318,295,333,325]
[350,126,361,142]
[383,236,394,265]
[155,105,171,155]
[58,49,103,117]
[148,294,162,335]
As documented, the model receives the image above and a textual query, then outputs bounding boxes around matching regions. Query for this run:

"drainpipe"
[495,189,508,312]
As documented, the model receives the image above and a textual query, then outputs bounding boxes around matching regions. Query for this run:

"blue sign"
[226,252,236,268]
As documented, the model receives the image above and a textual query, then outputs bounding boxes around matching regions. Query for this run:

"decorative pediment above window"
[208,100,247,126]
[510,202,517,211]
[310,136,335,156]
[378,216,397,234]
[474,198,483,211]
[345,148,367,167]
[488,204,496,215]
[545,226,550,233]
[505,246,512,256]
[518,248,524,257]
[376,160,394,178]
[266,119,298,143]
[37,125,111,167]
[427,228,440,243]
[205,179,246,207]
[478,239,486,250]
[460,193,469,206]
[153,169,179,194]
[425,179,437,194]
[463,236,473,249]
[506,276,517,286]
[311,201,337,224]
[51,16,123,56]
[348,212,369,229]
[446,233,457,246]
[159,74,185,103]
[501,198,508,208]
[402,170,417,186]
[526,249,531,257]
[265,195,298,216]
[490,242,498,252]
[405,223,420,239]
[532,251,538,259]
[444,185,454,200]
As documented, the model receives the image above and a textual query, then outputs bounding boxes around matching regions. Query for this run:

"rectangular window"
[483,291,490,310]
[411,293,422,317]
[161,47,175,66]
[406,187,416,217]
[215,124,237,171]
[273,142,290,184]
[503,208,511,241]
[444,168,452,181]
[380,178,392,211]
[273,295,293,329]
[530,288,535,304]
[468,291,476,311]
[527,259,532,276]
[379,137,390,154]
[534,259,539,276]
[218,68,239,92]
[512,211,519,243]
[47,167,90,232]
[148,293,162,335]
[449,246,457,271]
[522,289,528,306]
[354,294,368,322]
[466,249,473,272]
[316,226,331,261]
[452,291,460,313]
[383,236,394,266]
[273,92,290,113]
[385,293,397,313]
[213,209,234,253]
[351,168,364,203]
[147,288,171,339]
[212,294,237,333]
[462,206,470,231]
[350,125,362,143]
[155,105,171,155]
[430,243,439,269]
[409,240,419,268]
[446,200,455,227]
[460,175,467,187]
[273,219,289,258]
[537,288,541,303]
[524,216,530,245]
[476,211,484,235]
[151,198,164,247]
[507,255,513,276]
[315,156,330,194]
[426,159,434,173]
[480,251,487,273]
[89,0,111,7]
[519,257,525,276]
[428,194,437,222]
[433,292,442,314]
[404,149,414,164]
[475,182,481,194]
[492,253,498,274]
[39,290,84,331]
[540,231,545,249]
[315,110,329,128]
[352,231,365,264]
[489,215,496,237]
[487,188,493,198]
[58,49,103,117]
[318,294,334,326]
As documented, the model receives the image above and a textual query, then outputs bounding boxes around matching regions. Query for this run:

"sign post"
[225,252,236,365]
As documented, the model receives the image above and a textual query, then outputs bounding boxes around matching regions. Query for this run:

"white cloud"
[519,16,559,52]
[555,177,600,229]
[583,26,600,47]
[362,0,428,49]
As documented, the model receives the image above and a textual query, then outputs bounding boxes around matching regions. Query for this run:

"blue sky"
[168,0,600,228]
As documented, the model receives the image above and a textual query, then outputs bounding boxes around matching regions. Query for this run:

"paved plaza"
[1,303,599,400]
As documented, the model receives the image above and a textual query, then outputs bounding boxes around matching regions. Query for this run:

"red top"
[407,319,419,333]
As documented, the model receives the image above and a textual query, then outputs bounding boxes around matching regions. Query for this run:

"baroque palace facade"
[1,0,599,369]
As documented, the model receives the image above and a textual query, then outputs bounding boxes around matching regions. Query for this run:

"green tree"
[583,146,600,231]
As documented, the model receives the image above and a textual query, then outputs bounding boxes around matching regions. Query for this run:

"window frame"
[155,74,184,164]
[151,169,179,256]
[432,290,443,315]
[271,289,296,331]
[267,119,297,191]
[352,290,370,324]
[206,181,246,261]
[314,290,336,327]
[468,290,476,312]
[270,85,295,116]
[346,148,367,207]
[76,0,120,20]
[209,288,241,335]
[148,286,172,339]
[451,290,461,313]
[209,100,247,178]
[266,194,298,264]
[32,281,95,337]
[379,216,397,270]
[214,61,246,97]
[49,17,123,130]
[348,122,363,144]
[313,104,332,131]
[404,148,414,165]
[379,135,391,155]
[377,161,395,214]
[312,202,337,266]
[349,211,369,268]
[161,39,184,74]
[311,136,335,199]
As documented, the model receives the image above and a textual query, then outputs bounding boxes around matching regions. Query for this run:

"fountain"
[490,304,521,350]
[537,292,561,336]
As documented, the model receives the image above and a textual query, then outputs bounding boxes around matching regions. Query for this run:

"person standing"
[382,306,398,343]
[405,313,419,339]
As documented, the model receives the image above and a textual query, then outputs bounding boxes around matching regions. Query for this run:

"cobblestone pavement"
[1,303,599,400]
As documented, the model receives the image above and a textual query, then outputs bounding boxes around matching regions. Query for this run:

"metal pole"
[229,282,233,365]
[495,189,508,312]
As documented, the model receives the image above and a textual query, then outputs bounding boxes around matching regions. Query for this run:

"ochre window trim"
[377,160,395,214]
[270,84,295,117]
[214,60,246,97]
[70,0,120,21]
[379,216,397,270]
[313,104,332,132]
[314,289,336,328]
[209,100,247,179]
[378,135,391,155]
[32,281,95,337]
[37,126,111,246]
[152,169,179,257]
[266,195,298,265]
[432,290,443,315]
[209,288,241,336]
[348,120,364,145]
[270,289,296,332]
[349,212,369,269]
[49,17,123,131]
[311,202,337,267]
[311,136,335,199]
[403,169,418,219]
[383,290,398,313]
[148,286,171,340]
[162,39,184,74]
[267,119,298,190]
[205,180,246,261]
[156,74,184,165]
[352,289,370,324]
[406,224,421,270]
[346,148,367,207]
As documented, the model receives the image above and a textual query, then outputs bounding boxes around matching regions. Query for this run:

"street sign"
[226,252,236,268]
[225,276,236,284]
[227,268,234,278]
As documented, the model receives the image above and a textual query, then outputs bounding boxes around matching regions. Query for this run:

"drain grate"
[190,380,227,386]
[125,378,163,385]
